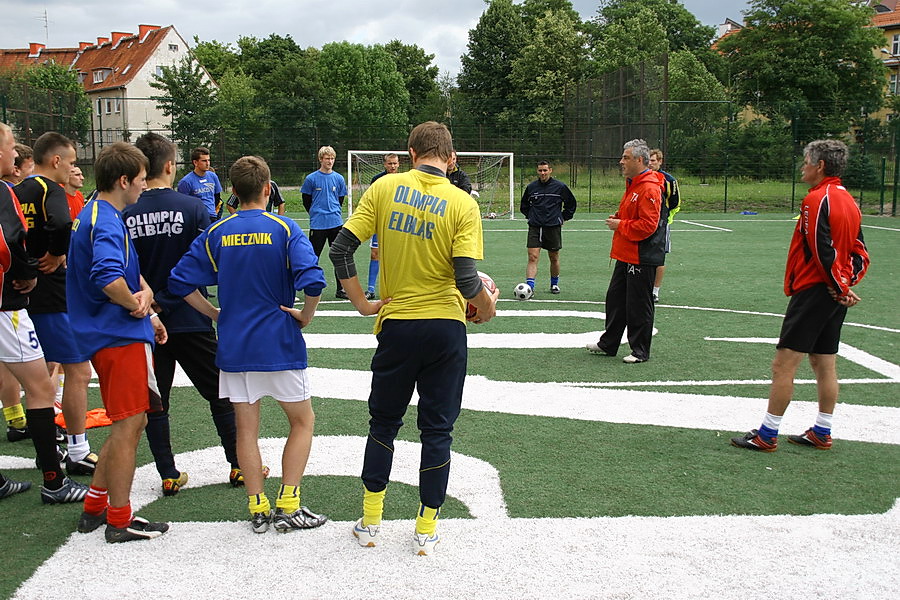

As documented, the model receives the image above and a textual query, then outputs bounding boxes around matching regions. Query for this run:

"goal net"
[347,150,515,219]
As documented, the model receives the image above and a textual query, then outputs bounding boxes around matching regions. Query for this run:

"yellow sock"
[362,486,386,527]
[415,504,440,536]
[275,484,300,513]
[3,403,26,429]
[247,493,270,517]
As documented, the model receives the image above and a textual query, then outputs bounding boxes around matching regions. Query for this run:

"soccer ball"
[513,282,533,300]
[467,271,497,319]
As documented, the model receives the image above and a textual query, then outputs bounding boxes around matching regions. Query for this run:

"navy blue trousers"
[361,319,467,509]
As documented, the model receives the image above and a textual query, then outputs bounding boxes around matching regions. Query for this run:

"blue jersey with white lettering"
[168,209,326,372]
[177,170,222,218]
[66,198,154,357]
[300,170,347,229]
[123,188,212,334]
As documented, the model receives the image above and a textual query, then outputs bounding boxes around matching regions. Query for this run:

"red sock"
[107,503,133,529]
[84,486,108,516]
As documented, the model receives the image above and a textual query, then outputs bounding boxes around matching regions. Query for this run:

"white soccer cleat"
[413,531,439,556]
[352,518,380,547]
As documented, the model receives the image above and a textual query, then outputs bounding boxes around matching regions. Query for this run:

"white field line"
[862,224,900,232]
[679,219,732,231]
[11,437,899,600]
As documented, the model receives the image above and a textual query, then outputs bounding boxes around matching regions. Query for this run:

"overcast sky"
[1,1,749,77]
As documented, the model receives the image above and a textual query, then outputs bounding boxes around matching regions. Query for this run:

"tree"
[315,42,409,141]
[589,7,668,75]
[592,0,715,54]
[191,37,239,82]
[4,61,92,142]
[458,0,527,125]
[718,0,885,141]
[510,7,588,130]
[383,40,440,122]
[150,55,218,160]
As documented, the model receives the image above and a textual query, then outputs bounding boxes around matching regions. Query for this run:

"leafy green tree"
[589,7,668,74]
[213,69,266,156]
[315,42,409,141]
[510,7,588,130]
[592,0,715,53]
[150,55,218,160]
[191,37,239,82]
[4,61,92,142]
[383,40,440,122]
[521,0,582,31]
[718,0,885,141]
[458,0,527,125]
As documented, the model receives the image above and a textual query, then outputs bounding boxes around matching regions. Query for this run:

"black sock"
[27,407,64,489]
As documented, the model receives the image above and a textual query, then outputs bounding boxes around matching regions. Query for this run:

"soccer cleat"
[413,531,440,556]
[56,425,67,445]
[788,428,833,450]
[352,518,380,547]
[6,425,29,442]
[0,476,32,499]
[622,354,646,364]
[77,508,107,533]
[162,471,189,497]
[40,477,89,504]
[35,445,69,471]
[550,284,560,294]
[229,465,270,487]
[66,452,99,476]
[585,342,614,356]
[652,293,659,303]
[251,511,272,534]
[731,429,778,452]
[272,506,328,532]
[365,290,376,300]
[105,516,169,543]
[335,289,349,300]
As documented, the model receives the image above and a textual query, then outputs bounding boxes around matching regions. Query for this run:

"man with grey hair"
[586,139,666,363]
[732,139,869,452]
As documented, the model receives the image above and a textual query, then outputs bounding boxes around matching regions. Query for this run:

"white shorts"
[0,310,44,363]
[220,369,311,404]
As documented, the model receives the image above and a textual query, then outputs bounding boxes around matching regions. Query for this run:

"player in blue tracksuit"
[169,155,329,533]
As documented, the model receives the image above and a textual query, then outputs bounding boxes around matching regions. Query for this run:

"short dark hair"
[804,139,848,177]
[537,160,551,168]
[94,142,148,193]
[191,147,210,162]
[135,133,176,179]
[14,143,32,168]
[407,121,452,162]
[229,156,270,204]
[32,132,75,166]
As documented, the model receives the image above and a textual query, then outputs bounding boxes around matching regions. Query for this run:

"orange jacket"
[610,169,666,265]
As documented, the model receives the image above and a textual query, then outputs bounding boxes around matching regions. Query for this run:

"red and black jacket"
[610,169,666,266]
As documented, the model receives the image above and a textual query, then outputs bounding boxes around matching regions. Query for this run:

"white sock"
[653,286,660,295]
[761,412,783,431]
[67,435,90,462]
[815,412,833,430]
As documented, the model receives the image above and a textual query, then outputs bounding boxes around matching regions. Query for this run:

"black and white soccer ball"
[513,282,533,300]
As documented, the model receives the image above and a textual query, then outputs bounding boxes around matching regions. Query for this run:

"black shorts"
[527,225,562,251]
[777,284,848,354]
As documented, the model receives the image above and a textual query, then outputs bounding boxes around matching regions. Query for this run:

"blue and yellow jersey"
[660,170,681,224]
[66,198,154,357]
[168,209,326,372]
[343,167,483,334]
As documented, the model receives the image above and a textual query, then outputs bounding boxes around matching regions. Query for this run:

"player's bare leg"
[808,353,839,415]
[526,248,540,280]
[234,402,264,494]
[279,399,315,486]
[766,347,805,416]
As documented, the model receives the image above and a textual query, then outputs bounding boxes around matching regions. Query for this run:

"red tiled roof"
[0,25,170,92]
[872,8,900,28]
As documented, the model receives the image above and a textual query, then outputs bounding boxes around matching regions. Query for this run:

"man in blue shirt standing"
[301,146,348,298]
[177,147,223,223]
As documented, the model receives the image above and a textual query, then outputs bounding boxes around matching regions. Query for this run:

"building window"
[156,66,165,77]
[96,99,102,116]
[92,70,106,83]
[105,99,112,114]
[78,72,86,84]
[106,130,114,144]
[114,98,122,113]
[892,74,899,96]
[893,34,900,56]
[168,44,178,52]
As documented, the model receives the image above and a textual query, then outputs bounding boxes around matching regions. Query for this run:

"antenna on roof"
[37,8,50,43]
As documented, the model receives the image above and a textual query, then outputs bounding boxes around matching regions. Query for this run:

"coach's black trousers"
[309,226,345,295]
[597,260,657,361]
[362,319,467,509]
[145,330,238,479]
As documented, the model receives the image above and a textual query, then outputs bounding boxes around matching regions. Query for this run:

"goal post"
[347,150,515,219]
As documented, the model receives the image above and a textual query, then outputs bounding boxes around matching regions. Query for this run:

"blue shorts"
[30,312,90,364]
